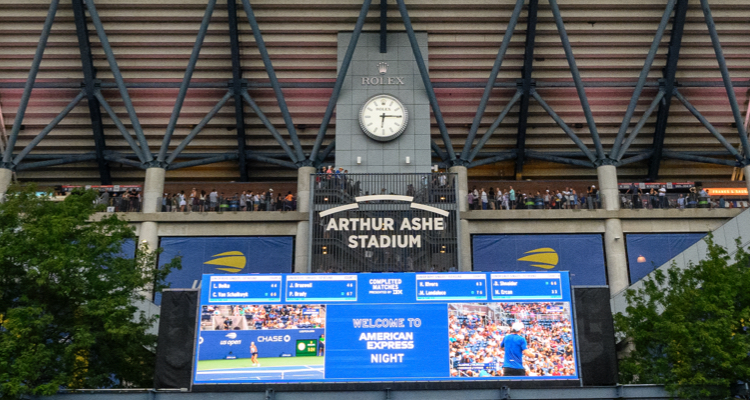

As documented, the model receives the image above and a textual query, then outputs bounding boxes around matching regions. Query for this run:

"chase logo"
[225,332,237,339]
[517,248,558,270]
[204,251,246,273]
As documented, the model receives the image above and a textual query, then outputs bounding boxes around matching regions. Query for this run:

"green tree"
[0,186,181,398]
[615,234,750,399]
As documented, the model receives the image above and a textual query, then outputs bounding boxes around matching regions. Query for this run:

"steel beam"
[317,140,336,164]
[647,0,688,181]
[468,152,517,168]
[468,90,522,163]
[94,91,147,163]
[432,141,447,162]
[615,90,665,160]
[309,0,372,162]
[548,0,604,161]
[72,0,111,184]
[103,155,143,168]
[380,0,387,53]
[12,91,86,166]
[228,0,248,181]
[2,0,60,165]
[245,153,298,169]
[166,90,233,164]
[241,90,299,162]
[525,150,595,168]
[168,153,240,171]
[700,0,750,162]
[611,0,676,159]
[16,153,98,171]
[514,0,539,178]
[461,0,525,161]
[617,150,654,166]
[241,0,305,162]
[673,89,743,162]
[531,90,597,163]
[396,0,456,161]
[159,0,217,162]
[84,0,152,162]
[662,150,738,167]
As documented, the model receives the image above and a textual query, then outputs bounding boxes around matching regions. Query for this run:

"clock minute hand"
[380,113,386,128]
[382,114,402,118]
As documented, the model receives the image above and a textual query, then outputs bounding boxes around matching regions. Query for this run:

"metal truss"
[4,0,748,182]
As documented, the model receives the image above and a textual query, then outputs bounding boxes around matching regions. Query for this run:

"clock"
[358,94,409,142]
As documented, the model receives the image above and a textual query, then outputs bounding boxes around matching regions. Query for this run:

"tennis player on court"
[500,321,536,376]
[250,342,260,367]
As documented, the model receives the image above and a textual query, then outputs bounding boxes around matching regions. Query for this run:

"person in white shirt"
[658,185,667,208]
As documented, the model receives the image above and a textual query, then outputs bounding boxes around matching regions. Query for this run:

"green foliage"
[0,185,181,398]
[615,234,750,399]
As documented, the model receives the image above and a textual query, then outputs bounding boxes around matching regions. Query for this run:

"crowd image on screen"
[448,303,575,378]
[200,304,325,331]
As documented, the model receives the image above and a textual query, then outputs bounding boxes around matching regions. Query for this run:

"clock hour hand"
[382,114,402,118]
[380,113,386,128]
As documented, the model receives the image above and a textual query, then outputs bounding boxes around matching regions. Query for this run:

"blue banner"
[626,233,706,284]
[156,237,293,305]
[472,235,606,286]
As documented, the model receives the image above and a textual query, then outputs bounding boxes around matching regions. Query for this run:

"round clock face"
[358,94,409,142]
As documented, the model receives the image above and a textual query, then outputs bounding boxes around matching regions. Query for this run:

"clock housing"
[358,94,409,142]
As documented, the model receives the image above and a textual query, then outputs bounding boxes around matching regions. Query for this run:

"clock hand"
[382,114,402,118]
[380,113,386,128]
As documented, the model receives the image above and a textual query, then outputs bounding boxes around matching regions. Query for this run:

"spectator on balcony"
[481,188,488,210]
[488,187,495,209]
[209,189,218,211]
[677,194,685,209]
[190,188,197,212]
[625,183,641,209]
[199,190,206,212]
[267,189,274,211]
[659,185,667,208]
[509,186,516,209]
[239,190,247,211]
[467,190,475,211]
[544,189,551,209]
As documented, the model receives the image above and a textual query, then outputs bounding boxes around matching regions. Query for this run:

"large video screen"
[193,272,578,384]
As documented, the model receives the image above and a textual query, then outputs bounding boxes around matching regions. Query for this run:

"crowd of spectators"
[159,188,297,212]
[201,304,325,331]
[448,303,575,377]
[468,185,601,210]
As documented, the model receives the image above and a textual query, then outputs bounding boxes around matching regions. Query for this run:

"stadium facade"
[2,0,750,395]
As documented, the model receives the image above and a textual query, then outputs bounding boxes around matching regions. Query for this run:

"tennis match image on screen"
[195,304,326,382]
[449,302,576,378]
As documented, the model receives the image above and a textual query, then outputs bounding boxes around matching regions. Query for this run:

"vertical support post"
[3,0,60,164]
[137,221,159,299]
[72,0,111,184]
[228,0,248,181]
[462,0,525,161]
[648,0,688,181]
[597,165,628,296]
[700,0,750,156]
[142,167,166,214]
[745,165,750,202]
[295,166,316,273]
[396,0,456,161]
[0,168,12,200]
[450,165,470,271]
[548,0,604,161]
[159,0,217,162]
[379,0,387,53]
[514,0,539,179]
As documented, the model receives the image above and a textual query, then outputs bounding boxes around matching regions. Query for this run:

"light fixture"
[322,246,327,250]
[357,156,362,164]
[405,156,411,164]
[637,255,646,263]
[141,239,148,244]
[323,197,329,201]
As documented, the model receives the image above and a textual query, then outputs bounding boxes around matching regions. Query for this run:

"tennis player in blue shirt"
[500,321,536,376]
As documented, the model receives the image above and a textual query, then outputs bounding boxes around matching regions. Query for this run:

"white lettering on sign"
[326,217,444,249]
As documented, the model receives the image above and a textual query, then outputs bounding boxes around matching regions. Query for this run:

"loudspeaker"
[154,289,199,390]
[573,287,618,386]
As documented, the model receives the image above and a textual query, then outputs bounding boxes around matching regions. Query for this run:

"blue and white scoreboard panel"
[193,272,578,384]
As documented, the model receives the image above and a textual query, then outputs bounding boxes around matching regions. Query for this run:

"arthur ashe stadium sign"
[310,176,458,272]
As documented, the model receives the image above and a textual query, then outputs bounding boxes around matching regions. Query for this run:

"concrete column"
[449,165,468,212]
[137,221,160,299]
[450,166,471,271]
[597,164,620,211]
[598,164,628,296]
[142,167,166,214]
[604,218,629,296]
[0,168,11,201]
[295,166,316,273]
[296,166,316,213]
[459,219,472,271]
[745,165,750,202]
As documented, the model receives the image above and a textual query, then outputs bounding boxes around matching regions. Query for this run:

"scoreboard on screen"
[193,272,579,384]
